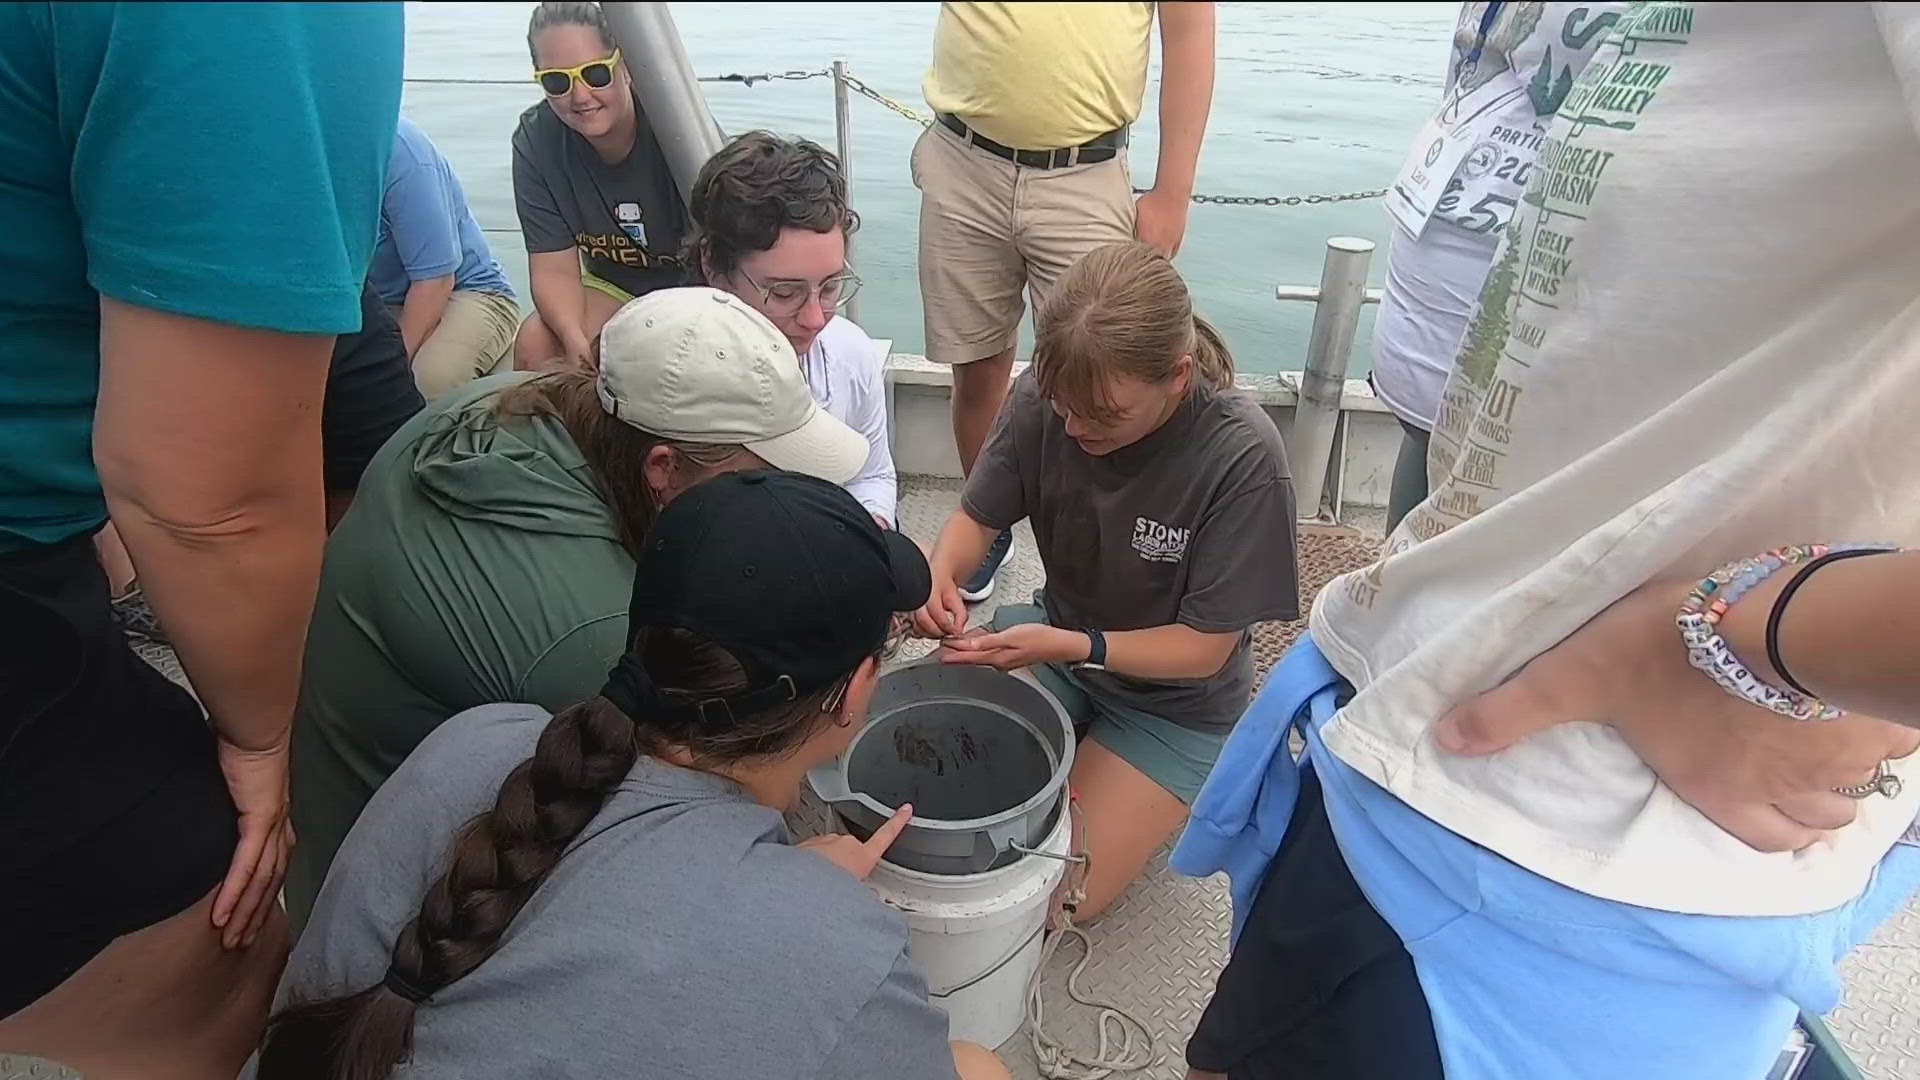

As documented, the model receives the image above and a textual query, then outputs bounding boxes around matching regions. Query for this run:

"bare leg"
[1187,1071,1228,1080]
[951,347,1017,475]
[0,890,290,1080]
[951,1040,1013,1080]
[512,290,628,374]
[512,310,566,372]
[1069,738,1189,923]
[93,523,137,596]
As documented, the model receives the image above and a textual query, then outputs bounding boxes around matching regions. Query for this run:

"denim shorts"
[987,601,1227,804]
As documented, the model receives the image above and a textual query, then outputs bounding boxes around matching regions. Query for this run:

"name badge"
[1384,74,1527,238]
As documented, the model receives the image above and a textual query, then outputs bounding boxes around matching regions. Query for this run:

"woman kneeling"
[914,242,1300,921]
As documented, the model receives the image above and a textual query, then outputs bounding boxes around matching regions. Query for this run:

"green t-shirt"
[288,374,638,925]
[0,3,403,552]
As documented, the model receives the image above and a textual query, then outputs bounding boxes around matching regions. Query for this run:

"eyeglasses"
[735,268,863,317]
[534,49,621,96]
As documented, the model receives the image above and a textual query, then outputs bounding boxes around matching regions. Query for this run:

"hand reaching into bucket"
[799,803,916,880]
[912,576,971,640]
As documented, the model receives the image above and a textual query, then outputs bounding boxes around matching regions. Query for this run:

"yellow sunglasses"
[534,49,621,96]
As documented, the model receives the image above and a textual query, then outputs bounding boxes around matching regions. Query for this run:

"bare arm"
[94,299,328,944]
[912,510,1000,638]
[1102,623,1237,680]
[1725,549,1920,727]
[523,248,592,370]
[396,273,456,356]
[1135,1,1216,256]
[942,617,1238,680]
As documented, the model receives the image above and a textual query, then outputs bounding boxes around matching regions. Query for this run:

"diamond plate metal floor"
[122,477,1920,1079]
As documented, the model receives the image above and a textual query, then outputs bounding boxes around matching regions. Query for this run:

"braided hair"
[257,627,870,1080]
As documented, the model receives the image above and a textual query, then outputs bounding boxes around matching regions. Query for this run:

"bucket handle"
[1008,842,1087,865]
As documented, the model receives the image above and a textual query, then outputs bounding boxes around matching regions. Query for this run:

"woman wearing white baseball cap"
[286,286,871,926]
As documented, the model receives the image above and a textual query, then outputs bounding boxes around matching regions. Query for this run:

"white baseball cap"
[595,287,868,485]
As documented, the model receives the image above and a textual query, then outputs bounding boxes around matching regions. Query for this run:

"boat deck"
[123,477,1920,1079]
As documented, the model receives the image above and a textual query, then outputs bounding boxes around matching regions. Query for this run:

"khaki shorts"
[398,288,522,402]
[912,122,1136,365]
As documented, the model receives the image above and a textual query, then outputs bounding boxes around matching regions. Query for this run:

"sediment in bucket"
[847,699,1054,822]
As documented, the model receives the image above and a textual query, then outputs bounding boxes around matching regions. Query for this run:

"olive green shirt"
[288,374,634,926]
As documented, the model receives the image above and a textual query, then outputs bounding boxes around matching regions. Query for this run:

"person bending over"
[913,242,1298,921]
[692,130,897,525]
[286,288,869,926]
[260,471,1008,1080]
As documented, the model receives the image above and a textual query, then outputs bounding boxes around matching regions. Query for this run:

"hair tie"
[383,966,434,1005]
[600,652,663,720]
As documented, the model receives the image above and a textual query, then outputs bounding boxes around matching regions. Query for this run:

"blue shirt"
[0,2,404,552]
[1174,637,1920,1080]
[368,116,515,305]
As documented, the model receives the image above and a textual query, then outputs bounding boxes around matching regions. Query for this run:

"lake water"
[402,1,1457,373]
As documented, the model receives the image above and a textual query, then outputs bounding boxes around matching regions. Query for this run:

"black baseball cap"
[602,470,931,723]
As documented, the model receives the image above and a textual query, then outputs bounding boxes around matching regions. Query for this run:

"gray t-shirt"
[964,373,1299,731]
[277,704,956,1080]
[511,93,688,298]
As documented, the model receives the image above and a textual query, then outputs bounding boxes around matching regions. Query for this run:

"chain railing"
[403,65,1386,208]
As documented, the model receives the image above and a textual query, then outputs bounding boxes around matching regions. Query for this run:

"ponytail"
[258,698,641,1080]
[1034,241,1231,422]
[1189,313,1235,390]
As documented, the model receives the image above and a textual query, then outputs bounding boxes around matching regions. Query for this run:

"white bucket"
[868,806,1071,1048]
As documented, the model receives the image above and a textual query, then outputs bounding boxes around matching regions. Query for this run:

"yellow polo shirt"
[923,2,1154,150]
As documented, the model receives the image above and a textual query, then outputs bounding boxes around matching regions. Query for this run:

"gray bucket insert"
[809,663,1075,875]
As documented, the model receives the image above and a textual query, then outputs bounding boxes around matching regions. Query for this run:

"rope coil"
[1023,797,1158,1079]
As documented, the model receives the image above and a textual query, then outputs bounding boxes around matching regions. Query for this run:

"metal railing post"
[1289,236,1374,523]
[601,3,725,204]
[832,58,861,325]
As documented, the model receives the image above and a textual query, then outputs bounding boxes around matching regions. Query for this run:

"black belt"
[936,113,1126,169]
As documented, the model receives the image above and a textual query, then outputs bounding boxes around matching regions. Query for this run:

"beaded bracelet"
[1675,544,1895,722]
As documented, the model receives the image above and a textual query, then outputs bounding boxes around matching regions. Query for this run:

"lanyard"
[1463,0,1505,67]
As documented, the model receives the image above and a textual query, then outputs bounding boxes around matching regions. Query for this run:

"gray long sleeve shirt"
[275,704,957,1079]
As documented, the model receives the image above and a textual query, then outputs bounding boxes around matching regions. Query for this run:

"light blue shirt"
[1174,636,1920,1080]
[368,116,514,305]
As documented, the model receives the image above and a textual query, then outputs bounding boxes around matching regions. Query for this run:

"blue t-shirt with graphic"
[368,116,515,305]
[0,2,404,552]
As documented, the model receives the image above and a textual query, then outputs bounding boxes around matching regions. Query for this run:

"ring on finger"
[1832,759,1904,800]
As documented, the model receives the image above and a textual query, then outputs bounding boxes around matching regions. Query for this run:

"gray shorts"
[987,601,1226,804]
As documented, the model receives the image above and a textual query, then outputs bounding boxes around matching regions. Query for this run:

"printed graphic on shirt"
[1351,0,1690,606]
[573,229,678,270]
[1131,516,1190,563]
[1432,2,1629,237]
[615,202,646,246]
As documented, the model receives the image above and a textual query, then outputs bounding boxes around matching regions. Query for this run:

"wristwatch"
[1072,628,1108,672]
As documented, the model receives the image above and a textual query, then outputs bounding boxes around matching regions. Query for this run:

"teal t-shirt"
[0,2,405,552]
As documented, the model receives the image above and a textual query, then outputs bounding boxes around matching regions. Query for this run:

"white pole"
[832,58,860,325]
[601,2,725,204]
[1288,236,1374,522]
